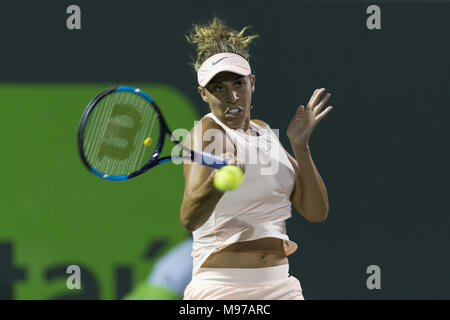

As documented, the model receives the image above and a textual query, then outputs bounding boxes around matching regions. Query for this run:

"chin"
[226,119,247,130]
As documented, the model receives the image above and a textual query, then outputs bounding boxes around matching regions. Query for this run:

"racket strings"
[83,91,160,176]
[132,93,159,172]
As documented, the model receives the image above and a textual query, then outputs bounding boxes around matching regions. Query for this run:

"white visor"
[197,53,251,87]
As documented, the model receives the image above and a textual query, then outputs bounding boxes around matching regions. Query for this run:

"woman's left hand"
[287,88,333,149]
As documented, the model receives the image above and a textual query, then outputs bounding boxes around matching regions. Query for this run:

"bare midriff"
[201,237,288,268]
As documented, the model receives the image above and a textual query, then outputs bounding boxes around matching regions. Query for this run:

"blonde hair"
[185,16,259,72]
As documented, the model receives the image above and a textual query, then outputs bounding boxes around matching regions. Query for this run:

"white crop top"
[190,112,299,275]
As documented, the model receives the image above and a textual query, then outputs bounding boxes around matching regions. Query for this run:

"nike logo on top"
[212,56,228,65]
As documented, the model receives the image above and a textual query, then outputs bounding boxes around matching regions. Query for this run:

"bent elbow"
[181,218,197,232]
[180,212,196,232]
[180,210,191,232]
[303,207,329,223]
[180,207,199,232]
[307,215,327,223]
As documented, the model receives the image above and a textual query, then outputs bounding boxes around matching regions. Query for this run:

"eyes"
[213,80,246,92]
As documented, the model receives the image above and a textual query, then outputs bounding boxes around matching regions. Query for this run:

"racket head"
[77,86,168,180]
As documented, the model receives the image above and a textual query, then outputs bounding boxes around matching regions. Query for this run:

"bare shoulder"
[187,116,224,136]
[200,116,224,131]
[251,119,268,128]
[184,115,227,153]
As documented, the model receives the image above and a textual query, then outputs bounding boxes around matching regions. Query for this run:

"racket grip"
[192,151,228,169]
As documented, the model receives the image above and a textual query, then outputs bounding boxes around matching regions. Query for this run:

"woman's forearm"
[290,143,329,222]
[180,173,225,231]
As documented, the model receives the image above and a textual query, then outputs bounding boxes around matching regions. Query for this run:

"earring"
[250,105,254,110]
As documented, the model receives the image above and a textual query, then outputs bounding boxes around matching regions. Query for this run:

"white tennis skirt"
[183,264,304,300]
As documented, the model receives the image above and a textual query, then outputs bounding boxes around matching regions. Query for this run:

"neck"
[243,114,250,132]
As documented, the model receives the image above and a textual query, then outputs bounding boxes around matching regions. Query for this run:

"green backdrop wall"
[0,84,196,299]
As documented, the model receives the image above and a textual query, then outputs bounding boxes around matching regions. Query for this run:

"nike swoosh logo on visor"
[212,56,228,65]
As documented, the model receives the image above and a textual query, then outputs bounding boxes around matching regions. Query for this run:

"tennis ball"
[213,165,244,192]
[144,137,152,147]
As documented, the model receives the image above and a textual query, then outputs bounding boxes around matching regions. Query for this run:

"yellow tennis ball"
[213,165,244,192]
[144,137,152,147]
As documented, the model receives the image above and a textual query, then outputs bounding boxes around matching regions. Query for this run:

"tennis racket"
[77,86,228,180]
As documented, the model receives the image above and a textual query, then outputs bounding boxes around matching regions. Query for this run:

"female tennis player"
[180,17,333,300]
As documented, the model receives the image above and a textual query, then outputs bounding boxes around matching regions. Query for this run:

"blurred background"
[0,0,448,299]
